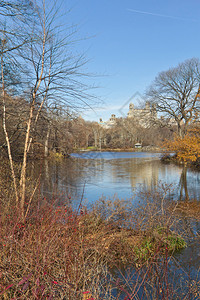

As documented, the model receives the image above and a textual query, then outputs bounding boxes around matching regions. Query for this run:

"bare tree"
[0,0,95,219]
[0,1,34,206]
[146,58,200,137]
[0,0,32,17]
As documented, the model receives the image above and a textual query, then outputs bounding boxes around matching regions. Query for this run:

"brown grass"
[0,186,199,299]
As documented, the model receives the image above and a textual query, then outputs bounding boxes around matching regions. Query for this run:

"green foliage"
[134,238,153,261]
[166,235,187,251]
[86,146,98,150]
[134,227,186,263]
[49,152,64,159]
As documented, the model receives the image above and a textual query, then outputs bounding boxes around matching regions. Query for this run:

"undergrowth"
[0,187,199,299]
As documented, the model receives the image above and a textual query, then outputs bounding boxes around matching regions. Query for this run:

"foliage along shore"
[161,153,200,171]
[161,129,200,170]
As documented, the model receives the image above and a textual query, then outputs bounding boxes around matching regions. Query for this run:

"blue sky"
[63,0,200,122]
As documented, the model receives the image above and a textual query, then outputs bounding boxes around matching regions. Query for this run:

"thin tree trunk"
[99,132,102,151]
[19,100,34,218]
[1,48,19,205]
[93,130,97,148]
[86,133,89,148]
[44,123,51,157]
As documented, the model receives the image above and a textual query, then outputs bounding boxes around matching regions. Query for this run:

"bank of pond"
[0,151,199,299]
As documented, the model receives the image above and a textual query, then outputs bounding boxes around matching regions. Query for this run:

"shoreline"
[72,146,165,153]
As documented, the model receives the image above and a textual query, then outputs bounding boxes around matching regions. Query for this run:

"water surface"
[32,151,200,297]
[39,151,200,207]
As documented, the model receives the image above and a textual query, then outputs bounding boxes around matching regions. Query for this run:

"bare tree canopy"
[146,58,200,137]
[0,0,32,16]
[0,0,96,219]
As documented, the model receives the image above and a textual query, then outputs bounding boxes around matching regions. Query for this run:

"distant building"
[127,102,157,128]
[98,100,187,133]
[159,116,184,127]
[99,102,158,128]
[99,114,116,128]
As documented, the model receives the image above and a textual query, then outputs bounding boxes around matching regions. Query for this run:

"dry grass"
[173,200,200,219]
[0,203,113,299]
[0,184,199,299]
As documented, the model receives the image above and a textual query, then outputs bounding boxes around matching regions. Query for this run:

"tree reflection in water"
[179,165,189,201]
[27,152,200,206]
[25,152,199,299]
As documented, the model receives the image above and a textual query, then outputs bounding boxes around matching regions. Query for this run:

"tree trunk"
[85,134,89,148]
[177,122,182,138]
[44,123,51,157]
[93,130,98,148]
[19,101,34,219]
[99,133,102,151]
[1,54,19,205]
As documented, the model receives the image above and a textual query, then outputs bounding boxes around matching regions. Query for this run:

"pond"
[38,151,200,208]
[30,151,200,299]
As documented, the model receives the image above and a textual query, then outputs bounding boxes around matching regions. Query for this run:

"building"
[99,102,157,128]
[99,114,117,128]
[127,102,157,128]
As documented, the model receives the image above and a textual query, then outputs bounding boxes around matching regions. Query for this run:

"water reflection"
[28,152,200,208]
[26,152,199,296]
